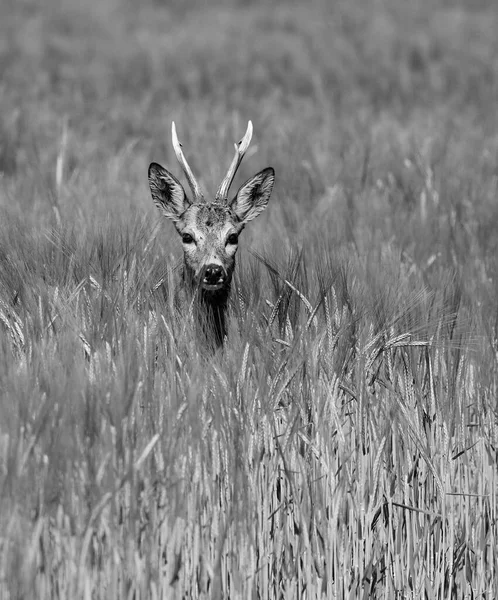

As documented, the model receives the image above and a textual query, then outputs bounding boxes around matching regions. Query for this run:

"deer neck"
[181,265,231,348]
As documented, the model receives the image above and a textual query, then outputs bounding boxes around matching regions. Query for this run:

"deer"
[148,121,275,349]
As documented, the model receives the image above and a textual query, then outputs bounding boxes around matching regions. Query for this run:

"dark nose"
[203,265,224,285]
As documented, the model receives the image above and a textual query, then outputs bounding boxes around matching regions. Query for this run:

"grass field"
[1,0,498,597]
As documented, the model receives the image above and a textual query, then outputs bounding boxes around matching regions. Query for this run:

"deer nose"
[203,265,225,285]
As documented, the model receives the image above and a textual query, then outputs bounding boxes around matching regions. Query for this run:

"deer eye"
[226,233,238,245]
[182,233,194,244]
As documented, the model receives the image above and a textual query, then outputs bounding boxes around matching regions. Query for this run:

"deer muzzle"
[201,264,227,290]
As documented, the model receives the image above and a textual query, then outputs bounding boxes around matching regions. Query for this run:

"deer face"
[148,122,275,293]
[177,203,241,290]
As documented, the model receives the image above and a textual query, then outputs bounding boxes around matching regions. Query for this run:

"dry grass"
[1,0,497,598]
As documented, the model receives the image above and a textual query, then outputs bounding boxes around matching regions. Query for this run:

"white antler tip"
[171,121,179,147]
[238,121,253,151]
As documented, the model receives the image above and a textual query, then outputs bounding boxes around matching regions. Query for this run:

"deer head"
[148,122,275,298]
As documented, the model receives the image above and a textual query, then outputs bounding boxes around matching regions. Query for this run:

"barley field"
[1,0,497,598]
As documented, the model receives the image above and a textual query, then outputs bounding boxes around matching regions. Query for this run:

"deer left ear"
[231,167,275,224]
[148,162,190,222]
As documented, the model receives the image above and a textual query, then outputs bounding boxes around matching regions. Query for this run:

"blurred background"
[1,0,497,216]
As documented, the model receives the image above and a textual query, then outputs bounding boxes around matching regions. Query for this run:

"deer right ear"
[148,162,190,222]
[231,167,275,224]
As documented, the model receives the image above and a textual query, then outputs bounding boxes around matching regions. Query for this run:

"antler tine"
[171,122,204,202]
[215,121,253,203]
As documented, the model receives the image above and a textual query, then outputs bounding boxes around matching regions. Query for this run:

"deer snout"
[202,264,227,289]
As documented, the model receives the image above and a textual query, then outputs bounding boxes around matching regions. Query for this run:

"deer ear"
[148,162,190,222]
[231,167,275,224]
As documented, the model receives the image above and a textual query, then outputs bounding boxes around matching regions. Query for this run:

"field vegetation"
[1,0,498,597]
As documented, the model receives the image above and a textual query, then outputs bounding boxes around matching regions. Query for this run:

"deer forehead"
[183,204,238,237]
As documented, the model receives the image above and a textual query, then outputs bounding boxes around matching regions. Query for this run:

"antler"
[215,121,253,203]
[171,122,204,202]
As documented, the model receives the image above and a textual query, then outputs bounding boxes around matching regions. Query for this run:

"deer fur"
[148,121,275,349]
